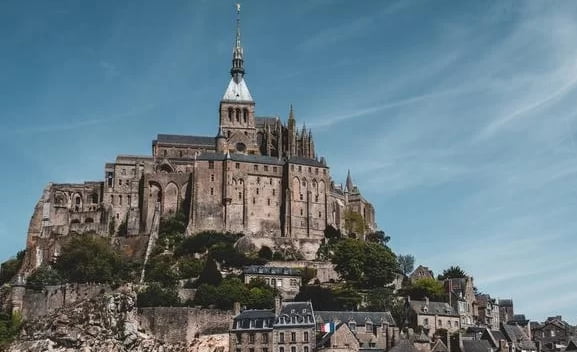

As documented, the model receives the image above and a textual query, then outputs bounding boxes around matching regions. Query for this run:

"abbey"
[21,11,376,270]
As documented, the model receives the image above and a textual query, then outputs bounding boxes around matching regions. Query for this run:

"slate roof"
[275,301,315,328]
[255,116,280,127]
[499,299,513,307]
[409,300,458,317]
[462,340,493,352]
[288,156,327,167]
[232,309,275,331]
[154,134,215,146]
[244,265,301,276]
[195,152,285,165]
[389,340,420,352]
[315,311,396,326]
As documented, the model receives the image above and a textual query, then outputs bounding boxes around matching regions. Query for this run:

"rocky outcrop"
[7,289,228,352]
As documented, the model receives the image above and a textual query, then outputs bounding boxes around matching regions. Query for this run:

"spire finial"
[289,104,295,120]
[346,169,354,192]
[231,3,245,82]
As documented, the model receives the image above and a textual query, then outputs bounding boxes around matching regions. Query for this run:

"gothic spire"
[346,169,354,192]
[231,3,245,83]
[289,104,295,121]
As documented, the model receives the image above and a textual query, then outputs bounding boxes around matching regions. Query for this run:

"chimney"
[275,296,282,315]
[499,339,508,352]
[234,302,241,315]
[425,296,429,306]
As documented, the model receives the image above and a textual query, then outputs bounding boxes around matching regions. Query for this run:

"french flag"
[320,322,335,333]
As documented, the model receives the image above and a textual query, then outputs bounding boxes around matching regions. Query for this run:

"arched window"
[75,196,81,205]
[243,108,248,123]
[228,107,233,121]
[236,108,240,122]
[91,193,98,204]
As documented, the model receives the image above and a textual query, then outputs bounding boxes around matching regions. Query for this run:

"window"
[423,318,429,326]
[128,195,131,205]
[291,347,296,352]
[298,166,302,172]
[315,168,318,175]
[209,161,214,169]
[262,333,269,344]
[269,178,273,185]
[236,162,240,169]
[250,349,255,352]
[304,347,309,352]
[257,177,261,185]
[164,150,167,157]
[236,109,240,122]
[448,321,452,328]
[253,198,256,204]
[210,188,214,196]
[349,322,356,331]
[264,165,269,171]
[254,165,259,171]
[299,194,303,201]
[438,320,442,327]
[267,199,271,205]
[119,195,123,205]
[263,349,268,352]
[318,212,322,218]
[211,174,215,182]
[239,192,242,200]
[279,332,284,343]
[249,333,255,344]
[272,189,276,196]
[304,332,309,342]
[243,109,248,123]
[111,195,114,204]
[308,167,311,173]
[291,165,294,171]
[236,333,242,343]
[119,179,122,185]
[366,323,373,333]
[273,167,277,172]
[271,278,276,287]
[300,208,303,216]
[291,332,296,343]
[280,348,284,352]
[179,150,183,158]
[228,107,233,121]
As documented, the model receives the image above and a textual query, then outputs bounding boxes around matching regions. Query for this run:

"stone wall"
[138,307,233,344]
[20,283,114,320]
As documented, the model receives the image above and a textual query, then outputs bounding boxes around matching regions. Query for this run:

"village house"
[407,297,461,338]
[315,311,399,352]
[444,277,477,329]
[531,316,576,352]
[476,294,500,330]
[481,323,537,352]
[409,266,434,283]
[243,265,302,299]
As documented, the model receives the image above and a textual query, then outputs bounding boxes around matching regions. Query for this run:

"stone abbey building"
[21,9,376,270]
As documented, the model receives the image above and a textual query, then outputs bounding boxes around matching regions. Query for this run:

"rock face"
[7,290,228,352]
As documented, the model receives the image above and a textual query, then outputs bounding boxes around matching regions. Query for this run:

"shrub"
[137,283,181,307]
[195,257,222,287]
[257,246,273,260]
[0,250,25,286]
[26,265,63,290]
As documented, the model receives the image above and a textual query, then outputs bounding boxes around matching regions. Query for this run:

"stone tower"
[218,4,259,155]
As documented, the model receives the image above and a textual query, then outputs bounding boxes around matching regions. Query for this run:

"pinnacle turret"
[231,3,245,83]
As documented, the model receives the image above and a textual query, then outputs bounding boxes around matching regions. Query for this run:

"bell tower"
[218,3,259,155]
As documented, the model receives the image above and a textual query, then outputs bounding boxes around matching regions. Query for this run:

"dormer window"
[366,322,373,333]
[349,322,356,331]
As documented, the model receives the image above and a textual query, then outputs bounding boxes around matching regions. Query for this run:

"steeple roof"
[346,170,354,192]
[222,3,254,103]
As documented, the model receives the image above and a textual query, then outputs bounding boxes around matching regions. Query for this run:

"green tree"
[0,311,22,348]
[177,256,204,279]
[214,277,249,309]
[53,235,131,284]
[0,250,25,286]
[365,287,395,311]
[397,254,415,275]
[193,284,218,307]
[145,254,179,287]
[301,267,317,285]
[344,211,368,236]
[400,278,446,301]
[366,230,390,244]
[332,239,397,288]
[438,266,467,280]
[137,283,181,307]
[26,265,63,290]
[196,257,222,287]
[295,285,339,310]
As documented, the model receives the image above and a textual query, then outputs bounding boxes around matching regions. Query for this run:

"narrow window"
[272,189,276,196]
[243,108,248,123]
[300,208,303,216]
[264,165,269,171]
[236,162,240,169]
[279,332,284,343]
[269,178,272,185]
[254,165,258,171]
[267,199,271,205]
[228,107,233,121]
[211,174,215,182]
[209,161,214,169]
[128,195,131,205]
[238,192,242,200]
[304,332,309,342]
[163,150,167,157]
[298,166,302,172]
[262,333,268,344]
[119,195,123,205]
[304,347,309,352]
[210,188,214,196]
[253,198,256,204]
[300,194,303,201]
[249,333,255,344]
[236,108,240,122]
[256,188,260,195]
[273,167,277,172]
[291,332,296,343]
[319,212,322,218]
[119,179,122,186]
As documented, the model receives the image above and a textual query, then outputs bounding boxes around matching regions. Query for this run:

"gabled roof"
[409,300,458,317]
[389,340,420,352]
[431,339,449,352]
[566,339,577,351]
[315,311,396,326]
[275,301,315,327]
[462,340,493,352]
[154,134,215,146]
[222,77,253,102]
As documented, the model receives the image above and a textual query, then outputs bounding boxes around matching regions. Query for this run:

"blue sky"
[1,1,577,323]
